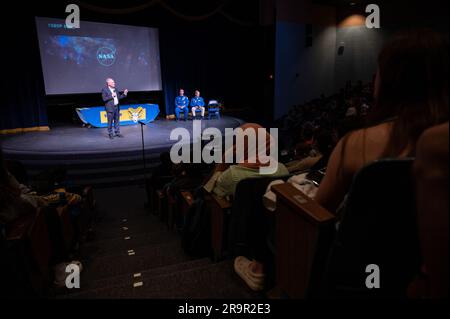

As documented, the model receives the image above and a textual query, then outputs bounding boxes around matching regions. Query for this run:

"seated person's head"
[301,123,315,142]
[371,29,448,155]
[222,123,277,169]
[5,160,28,186]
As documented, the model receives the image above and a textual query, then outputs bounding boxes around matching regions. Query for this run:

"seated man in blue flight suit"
[190,90,206,120]
[175,89,189,121]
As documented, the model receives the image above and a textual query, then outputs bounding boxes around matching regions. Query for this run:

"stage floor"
[2,116,243,158]
[1,116,244,187]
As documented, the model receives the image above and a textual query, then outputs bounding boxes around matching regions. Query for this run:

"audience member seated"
[208,123,289,199]
[285,129,336,173]
[164,157,212,228]
[412,122,449,298]
[166,162,208,198]
[202,124,288,291]
[315,29,449,214]
[0,148,35,224]
[1,150,86,289]
[277,80,371,162]
[5,160,29,187]
[41,167,82,208]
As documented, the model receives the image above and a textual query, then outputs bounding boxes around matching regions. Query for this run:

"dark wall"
[334,0,449,91]
[274,0,337,119]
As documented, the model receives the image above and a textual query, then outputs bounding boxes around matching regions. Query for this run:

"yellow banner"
[100,107,147,124]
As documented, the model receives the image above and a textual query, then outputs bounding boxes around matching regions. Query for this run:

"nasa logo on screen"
[97,47,116,67]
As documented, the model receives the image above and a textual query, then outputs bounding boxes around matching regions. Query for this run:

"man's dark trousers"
[107,106,121,136]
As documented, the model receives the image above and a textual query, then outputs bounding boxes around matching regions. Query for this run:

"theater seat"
[272,159,421,299]
[207,100,221,120]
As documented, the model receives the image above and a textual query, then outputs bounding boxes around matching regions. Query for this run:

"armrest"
[206,193,232,261]
[210,194,232,210]
[272,183,334,225]
[272,183,335,298]
[287,168,311,176]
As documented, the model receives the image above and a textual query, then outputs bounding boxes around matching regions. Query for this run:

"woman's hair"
[369,28,449,156]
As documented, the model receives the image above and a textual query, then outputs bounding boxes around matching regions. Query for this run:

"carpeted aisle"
[57,184,260,299]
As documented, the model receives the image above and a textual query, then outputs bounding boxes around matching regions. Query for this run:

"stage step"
[60,260,260,299]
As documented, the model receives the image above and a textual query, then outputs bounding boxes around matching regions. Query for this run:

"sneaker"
[109,134,114,140]
[115,133,124,138]
[234,256,265,291]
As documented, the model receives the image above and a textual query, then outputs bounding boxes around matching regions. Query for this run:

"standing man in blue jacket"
[102,78,128,139]
[175,89,189,121]
[190,90,205,120]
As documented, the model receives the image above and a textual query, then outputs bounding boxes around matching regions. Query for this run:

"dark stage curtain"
[0,15,48,131]
[159,25,266,116]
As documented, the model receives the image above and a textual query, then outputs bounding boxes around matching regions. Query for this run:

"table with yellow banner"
[76,104,160,128]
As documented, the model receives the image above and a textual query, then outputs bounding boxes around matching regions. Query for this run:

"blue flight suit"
[175,95,189,120]
[190,97,205,108]
[190,96,205,118]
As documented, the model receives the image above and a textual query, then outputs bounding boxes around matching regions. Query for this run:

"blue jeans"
[175,107,188,120]
[107,106,120,135]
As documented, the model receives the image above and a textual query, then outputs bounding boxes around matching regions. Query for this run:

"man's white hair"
[106,78,114,83]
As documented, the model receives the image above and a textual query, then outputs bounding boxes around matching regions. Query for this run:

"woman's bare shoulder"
[339,122,392,171]
[345,122,392,149]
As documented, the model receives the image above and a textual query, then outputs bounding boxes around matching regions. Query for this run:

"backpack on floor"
[181,196,212,258]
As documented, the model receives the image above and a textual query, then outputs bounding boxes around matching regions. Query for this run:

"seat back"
[322,159,421,298]
[207,100,221,119]
[228,175,291,258]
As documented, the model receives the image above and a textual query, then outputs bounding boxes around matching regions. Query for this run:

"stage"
[1,116,244,188]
